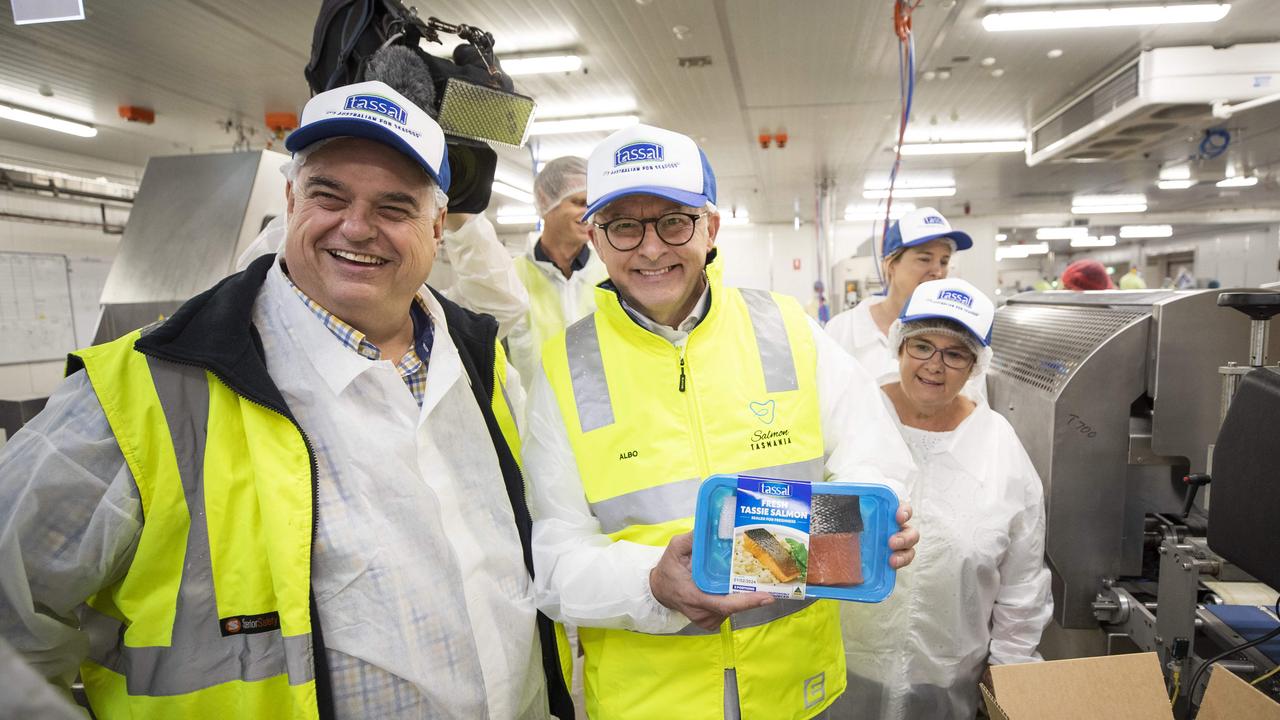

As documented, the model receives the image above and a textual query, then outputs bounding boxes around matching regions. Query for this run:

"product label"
[729,477,811,599]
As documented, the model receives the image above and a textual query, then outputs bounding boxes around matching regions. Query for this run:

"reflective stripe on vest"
[543,279,845,720]
[72,332,319,719]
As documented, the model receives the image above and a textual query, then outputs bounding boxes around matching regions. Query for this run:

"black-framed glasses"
[903,338,975,370]
[593,212,707,251]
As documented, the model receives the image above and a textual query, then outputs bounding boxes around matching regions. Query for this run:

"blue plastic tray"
[691,474,899,602]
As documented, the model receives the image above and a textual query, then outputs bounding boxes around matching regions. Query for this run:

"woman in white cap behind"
[835,278,1052,720]
[825,207,986,402]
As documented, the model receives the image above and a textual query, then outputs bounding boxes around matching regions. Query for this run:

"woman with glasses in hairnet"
[826,207,987,402]
[834,278,1052,720]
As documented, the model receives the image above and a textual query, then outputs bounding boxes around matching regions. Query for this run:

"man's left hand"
[888,501,918,569]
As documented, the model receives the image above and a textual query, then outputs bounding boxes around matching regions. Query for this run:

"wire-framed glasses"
[903,338,975,370]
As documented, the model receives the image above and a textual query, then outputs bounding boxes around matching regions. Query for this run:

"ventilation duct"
[1027,42,1280,166]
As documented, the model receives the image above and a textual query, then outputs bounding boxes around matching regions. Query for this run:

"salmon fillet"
[808,532,863,586]
[743,528,801,582]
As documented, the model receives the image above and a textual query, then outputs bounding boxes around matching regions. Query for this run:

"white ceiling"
[0,0,1277,225]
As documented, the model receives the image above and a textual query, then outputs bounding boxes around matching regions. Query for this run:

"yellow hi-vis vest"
[540,273,845,720]
[510,252,608,387]
[68,328,524,719]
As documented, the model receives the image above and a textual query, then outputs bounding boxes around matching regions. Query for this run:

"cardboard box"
[980,652,1280,720]
[1198,664,1280,720]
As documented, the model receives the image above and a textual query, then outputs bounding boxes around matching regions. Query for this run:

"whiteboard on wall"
[0,252,94,365]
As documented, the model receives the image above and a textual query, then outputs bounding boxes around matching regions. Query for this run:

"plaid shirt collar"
[281,270,434,406]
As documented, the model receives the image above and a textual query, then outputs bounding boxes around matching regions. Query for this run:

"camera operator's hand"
[649,533,773,631]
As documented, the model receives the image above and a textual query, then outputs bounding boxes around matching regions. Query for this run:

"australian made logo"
[937,289,973,307]
[344,94,408,124]
[614,141,664,166]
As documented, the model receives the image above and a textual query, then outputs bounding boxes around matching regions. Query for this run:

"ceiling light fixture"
[995,233,1008,241]
[1157,179,1197,190]
[491,181,536,204]
[0,102,97,137]
[1070,235,1118,248]
[527,114,640,136]
[844,203,916,222]
[1036,226,1089,240]
[499,54,583,76]
[863,187,956,199]
[1120,224,1173,238]
[1071,193,1147,214]
[898,140,1025,155]
[1216,175,1258,188]
[495,204,540,225]
[982,3,1232,32]
[1073,203,1148,214]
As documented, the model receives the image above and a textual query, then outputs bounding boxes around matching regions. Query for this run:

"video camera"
[304,0,537,213]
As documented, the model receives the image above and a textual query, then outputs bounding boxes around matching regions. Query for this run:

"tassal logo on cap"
[344,94,408,125]
[614,141,664,166]
[922,214,946,226]
[937,289,974,307]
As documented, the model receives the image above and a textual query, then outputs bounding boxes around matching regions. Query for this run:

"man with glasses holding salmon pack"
[521,124,920,719]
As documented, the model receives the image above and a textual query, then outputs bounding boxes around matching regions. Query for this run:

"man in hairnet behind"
[507,156,609,392]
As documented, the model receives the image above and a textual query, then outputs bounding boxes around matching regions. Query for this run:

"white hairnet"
[533,156,587,217]
[886,316,993,379]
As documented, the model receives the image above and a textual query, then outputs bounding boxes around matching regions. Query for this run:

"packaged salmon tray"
[691,474,899,602]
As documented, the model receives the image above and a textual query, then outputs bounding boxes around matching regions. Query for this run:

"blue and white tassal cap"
[882,206,974,258]
[286,80,451,192]
[582,124,717,220]
[899,278,995,346]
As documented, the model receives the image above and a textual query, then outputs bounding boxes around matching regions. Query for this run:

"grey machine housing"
[988,289,1278,629]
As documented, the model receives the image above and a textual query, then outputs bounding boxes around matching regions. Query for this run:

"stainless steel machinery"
[988,288,1280,712]
[94,150,286,343]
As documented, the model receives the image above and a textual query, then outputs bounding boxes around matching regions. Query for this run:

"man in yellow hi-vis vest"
[0,81,570,720]
[523,124,919,719]
[508,156,610,393]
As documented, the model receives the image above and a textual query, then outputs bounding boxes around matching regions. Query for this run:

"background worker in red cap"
[825,207,985,402]
[1061,258,1115,290]
[0,80,570,720]
[524,123,919,719]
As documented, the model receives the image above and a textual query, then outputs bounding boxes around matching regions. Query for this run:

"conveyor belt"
[1203,604,1280,664]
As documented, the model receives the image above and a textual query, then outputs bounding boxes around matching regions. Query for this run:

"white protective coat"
[825,296,989,403]
[835,394,1052,720]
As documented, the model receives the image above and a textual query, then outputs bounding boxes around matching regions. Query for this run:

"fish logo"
[749,399,776,425]
[614,141,664,166]
[761,481,791,497]
[921,214,946,226]
[344,94,408,124]
[937,289,973,307]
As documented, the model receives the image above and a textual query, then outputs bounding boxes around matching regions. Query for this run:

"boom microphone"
[365,45,437,117]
